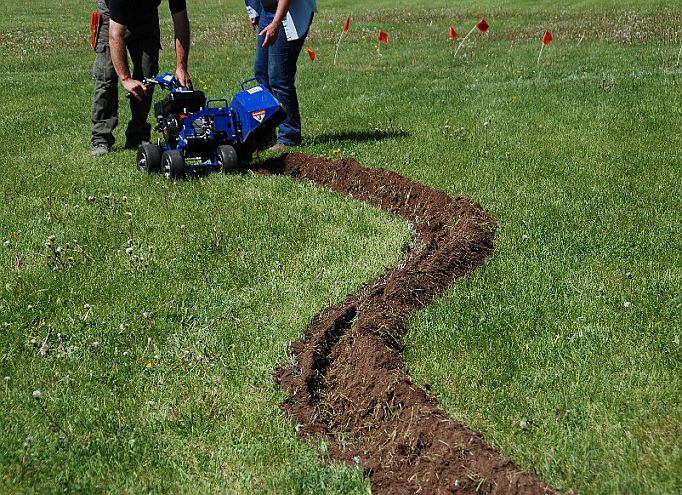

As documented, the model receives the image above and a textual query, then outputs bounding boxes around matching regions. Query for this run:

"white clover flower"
[522,234,529,240]
[32,390,42,399]
[84,303,91,310]
[3,240,9,248]
[624,301,631,308]
[48,235,56,242]
[143,312,150,319]
[125,247,134,255]
[126,212,133,218]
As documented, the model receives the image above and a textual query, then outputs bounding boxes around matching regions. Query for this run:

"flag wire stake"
[454,25,477,58]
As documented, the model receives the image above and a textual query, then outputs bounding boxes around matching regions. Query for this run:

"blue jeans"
[254,10,311,146]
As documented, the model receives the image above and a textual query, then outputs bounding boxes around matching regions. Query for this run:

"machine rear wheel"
[217,145,238,173]
[162,150,185,180]
[137,143,162,173]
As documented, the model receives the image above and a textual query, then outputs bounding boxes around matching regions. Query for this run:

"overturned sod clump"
[257,153,561,495]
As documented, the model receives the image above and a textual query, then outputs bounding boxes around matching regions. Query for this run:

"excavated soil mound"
[255,153,561,495]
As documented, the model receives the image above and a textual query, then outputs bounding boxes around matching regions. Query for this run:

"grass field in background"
[0,1,680,493]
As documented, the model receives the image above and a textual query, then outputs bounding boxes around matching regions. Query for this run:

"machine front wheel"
[217,145,238,174]
[137,143,162,173]
[162,150,185,180]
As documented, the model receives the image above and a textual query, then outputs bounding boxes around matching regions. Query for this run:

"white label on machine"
[247,86,263,94]
[251,109,266,122]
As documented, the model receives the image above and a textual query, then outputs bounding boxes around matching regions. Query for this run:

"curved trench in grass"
[256,153,562,495]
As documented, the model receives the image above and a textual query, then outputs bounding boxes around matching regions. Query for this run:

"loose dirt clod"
[256,153,562,495]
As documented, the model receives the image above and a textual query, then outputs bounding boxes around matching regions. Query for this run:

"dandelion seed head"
[84,303,91,310]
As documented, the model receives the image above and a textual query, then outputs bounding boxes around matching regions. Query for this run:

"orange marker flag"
[378,30,388,43]
[537,31,553,65]
[306,47,316,61]
[334,15,351,66]
[455,18,489,57]
[543,30,553,45]
[449,27,458,39]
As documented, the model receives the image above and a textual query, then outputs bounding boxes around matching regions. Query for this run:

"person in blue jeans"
[245,0,316,151]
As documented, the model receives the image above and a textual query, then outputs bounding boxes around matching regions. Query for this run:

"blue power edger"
[135,73,285,180]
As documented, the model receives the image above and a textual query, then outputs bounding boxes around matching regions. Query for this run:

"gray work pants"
[90,0,160,149]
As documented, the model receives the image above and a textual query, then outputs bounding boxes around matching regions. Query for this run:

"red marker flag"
[334,15,351,65]
[306,47,316,61]
[378,30,388,43]
[537,31,553,64]
[455,19,489,57]
[449,27,458,39]
[543,30,553,45]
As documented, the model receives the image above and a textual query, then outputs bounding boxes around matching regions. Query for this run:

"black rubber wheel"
[217,145,238,173]
[136,143,162,173]
[161,150,185,180]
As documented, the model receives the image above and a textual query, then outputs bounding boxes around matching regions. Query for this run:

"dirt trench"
[255,153,561,495]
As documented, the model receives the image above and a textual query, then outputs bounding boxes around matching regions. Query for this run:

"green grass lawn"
[0,0,680,493]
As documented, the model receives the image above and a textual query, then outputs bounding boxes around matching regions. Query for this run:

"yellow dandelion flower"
[146,361,152,368]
